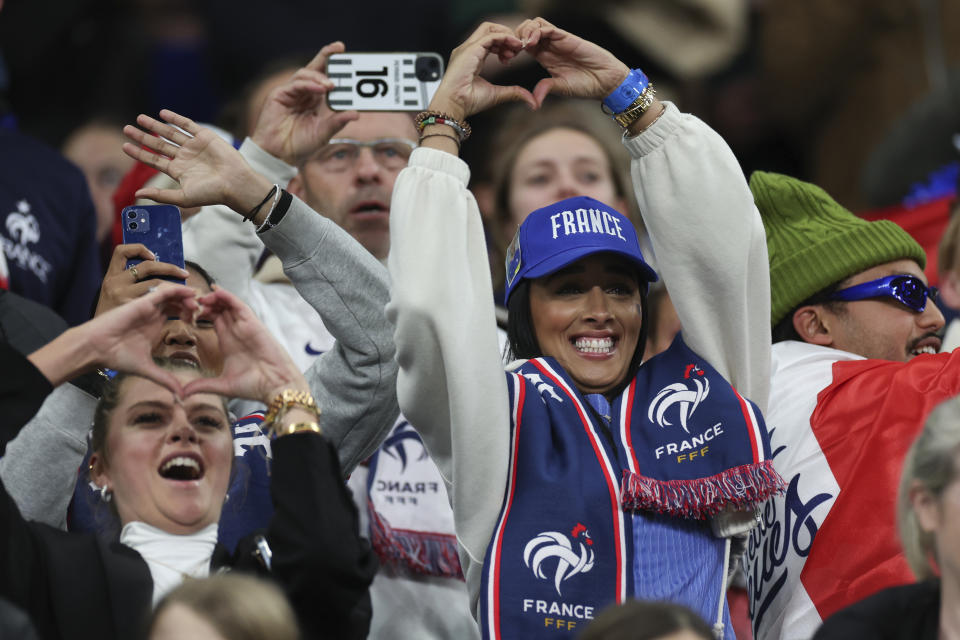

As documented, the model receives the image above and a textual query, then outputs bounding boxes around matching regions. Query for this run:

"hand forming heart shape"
[427,17,633,122]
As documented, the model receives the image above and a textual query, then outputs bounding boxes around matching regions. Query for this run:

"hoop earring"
[99,485,112,503]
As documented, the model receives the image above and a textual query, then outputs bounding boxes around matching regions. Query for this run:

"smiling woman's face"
[152,269,223,374]
[529,253,643,395]
[91,372,233,535]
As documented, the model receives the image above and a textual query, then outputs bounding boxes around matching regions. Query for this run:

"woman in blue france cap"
[387,18,783,639]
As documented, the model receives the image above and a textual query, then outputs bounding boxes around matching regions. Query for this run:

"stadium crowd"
[2,2,960,639]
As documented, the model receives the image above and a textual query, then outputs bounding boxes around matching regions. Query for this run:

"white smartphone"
[326,52,444,111]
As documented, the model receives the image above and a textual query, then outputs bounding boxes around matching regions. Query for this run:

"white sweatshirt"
[387,101,772,616]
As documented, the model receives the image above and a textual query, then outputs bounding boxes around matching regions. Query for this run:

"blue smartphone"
[121,205,185,284]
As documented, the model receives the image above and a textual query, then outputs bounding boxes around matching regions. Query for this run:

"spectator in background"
[0,127,100,325]
[477,99,642,308]
[814,394,960,639]
[216,60,303,142]
[744,171,956,639]
[937,202,960,351]
[0,241,69,357]
[61,118,135,269]
[580,600,714,640]
[149,574,301,640]
[166,44,479,640]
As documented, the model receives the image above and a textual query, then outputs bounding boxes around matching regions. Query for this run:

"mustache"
[907,332,942,354]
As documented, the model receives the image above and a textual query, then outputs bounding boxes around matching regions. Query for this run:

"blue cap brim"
[520,244,658,288]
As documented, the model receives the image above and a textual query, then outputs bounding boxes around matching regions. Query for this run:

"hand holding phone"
[326,52,444,111]
[121,205,185,283]
[93,204,188,318]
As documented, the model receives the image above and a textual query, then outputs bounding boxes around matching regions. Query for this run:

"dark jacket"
[813,580,940,640]
[0,343,377,639]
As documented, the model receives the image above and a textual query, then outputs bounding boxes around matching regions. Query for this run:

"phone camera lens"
[127,210,136,219]
[128,221,138,230]
[415,56,441,82]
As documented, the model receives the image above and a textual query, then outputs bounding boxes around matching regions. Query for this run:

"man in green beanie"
[744,171,958,640]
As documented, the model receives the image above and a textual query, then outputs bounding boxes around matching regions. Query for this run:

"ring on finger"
[129,266,140,281]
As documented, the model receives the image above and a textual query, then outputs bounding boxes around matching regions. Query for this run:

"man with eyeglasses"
[286,122,415,261]
[744,171,956,640]
[177,44,479,640]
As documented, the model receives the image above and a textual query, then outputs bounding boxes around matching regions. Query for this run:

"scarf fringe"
[368,501,464,579]
[620,460,786,519]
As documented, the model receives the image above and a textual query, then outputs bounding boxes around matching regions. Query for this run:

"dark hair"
[506,275,649,395]
[644,285,672,349]
[771,280,847,343]
[184,260,216,289]
[90,260,217,319]
[505,280,541,360]
[579,600,714,640]
[215,56,309,140]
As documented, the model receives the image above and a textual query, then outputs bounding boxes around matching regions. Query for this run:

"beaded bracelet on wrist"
[414,111,472,142]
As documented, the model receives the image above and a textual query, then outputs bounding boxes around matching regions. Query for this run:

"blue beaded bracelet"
[602,69,650,114]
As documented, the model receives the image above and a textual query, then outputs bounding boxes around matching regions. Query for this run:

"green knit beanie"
[749,171,927,328]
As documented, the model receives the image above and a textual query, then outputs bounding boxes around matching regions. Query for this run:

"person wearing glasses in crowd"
[389,19,782,639]
[742,171,960,640]
[167,44,479,640]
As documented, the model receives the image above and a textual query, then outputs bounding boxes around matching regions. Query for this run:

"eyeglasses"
[828,274,938,313]
[313,138,416,172]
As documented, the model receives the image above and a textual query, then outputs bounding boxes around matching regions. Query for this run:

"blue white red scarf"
[480,334,783,639]
[366,418,462,578]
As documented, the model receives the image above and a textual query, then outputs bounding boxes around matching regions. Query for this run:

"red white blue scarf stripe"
[479,334,783,639]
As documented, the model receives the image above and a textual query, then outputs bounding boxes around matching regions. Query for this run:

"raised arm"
[179,139,295,299]
[177,43,358,299]
[0,284,199,528]
[516,17,770,411]
[257,199,398,474]
[624,104,770,410]
[124,109,399,474]
[167,286,376,637]
[0,385,96,528]
[387,23,537,611]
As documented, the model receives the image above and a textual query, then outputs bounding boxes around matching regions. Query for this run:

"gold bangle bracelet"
[625,103,667,138]
[274,421,323,437]
[262,389,320,435]
[613,84,657,128]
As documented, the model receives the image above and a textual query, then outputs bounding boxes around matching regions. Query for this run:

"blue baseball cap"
[503,196,658,304]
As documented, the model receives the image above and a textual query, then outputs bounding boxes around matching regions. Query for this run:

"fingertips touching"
[153,371,185,399]
[181,377,226,399]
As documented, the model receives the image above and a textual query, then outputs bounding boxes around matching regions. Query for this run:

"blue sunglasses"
[829,274,938,313]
